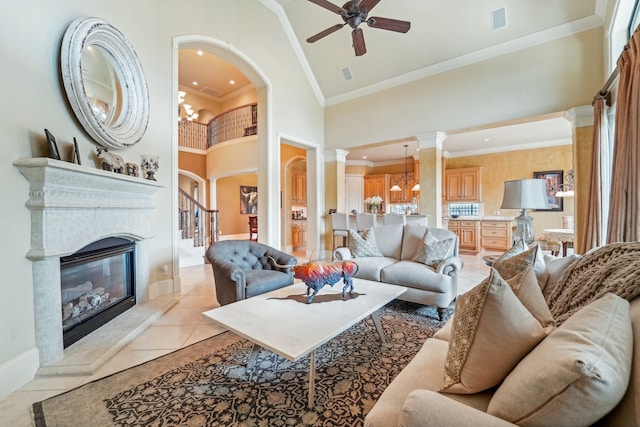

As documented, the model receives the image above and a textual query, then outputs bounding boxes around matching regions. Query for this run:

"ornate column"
[416,131,447,227]
[324,149,349,250]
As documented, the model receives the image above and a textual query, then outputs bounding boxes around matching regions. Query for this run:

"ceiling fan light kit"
[307,0,411,56]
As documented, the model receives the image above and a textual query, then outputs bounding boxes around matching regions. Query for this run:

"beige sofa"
[333,224,463,319]
[365,242,640,427]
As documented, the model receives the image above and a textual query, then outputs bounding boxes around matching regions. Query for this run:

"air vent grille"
[201,86,223,97]
[341,66,353,81]
[492,7,507,31]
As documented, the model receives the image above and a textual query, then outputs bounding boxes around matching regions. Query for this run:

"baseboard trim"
[0,347,39,400]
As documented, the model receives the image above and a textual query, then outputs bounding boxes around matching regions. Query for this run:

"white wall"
[0,0,323,399]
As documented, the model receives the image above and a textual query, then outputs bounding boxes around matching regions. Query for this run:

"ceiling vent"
[341,66,353,81]
[492,7,507,31]
[200,86,223,97]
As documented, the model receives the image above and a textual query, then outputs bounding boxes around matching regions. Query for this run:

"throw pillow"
[505,266,555,329]
[498,238,528,261]
[411,230,454,267]
[348,227,383,257]
[492,245,538,281]
[487,293,633,427]
[541,253,581,303]
[440,268,549,394]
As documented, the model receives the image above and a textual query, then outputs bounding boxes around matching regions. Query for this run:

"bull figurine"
[96,146,125,174]
[269,257,359,303]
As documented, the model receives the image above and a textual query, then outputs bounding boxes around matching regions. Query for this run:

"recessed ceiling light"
[196,50,203,56]
[362,156,367,159]
[229,80,235,85]
[192,81,198,86]
[482,138,491,142]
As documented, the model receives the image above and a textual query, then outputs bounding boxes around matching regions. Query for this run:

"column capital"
[564,106,594,128]
[324,149,349,163]
[416,131,447,150]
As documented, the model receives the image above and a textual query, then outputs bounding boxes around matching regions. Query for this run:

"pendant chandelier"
[178,91,199,122]
[390,144,409,193]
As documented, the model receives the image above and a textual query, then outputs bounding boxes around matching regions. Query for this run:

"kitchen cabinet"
[364,174,388,200]
[292,220,307,250]
[448,220,480,253]
[291,169,306,205]
[481,220,513,251]
[444,167,482,202]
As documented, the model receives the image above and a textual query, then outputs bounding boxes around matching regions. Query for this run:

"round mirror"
[61,17,149,149]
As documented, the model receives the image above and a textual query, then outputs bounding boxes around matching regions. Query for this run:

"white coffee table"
[202,278,406,407]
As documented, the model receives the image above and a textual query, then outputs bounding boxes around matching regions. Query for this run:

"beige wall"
[324,28,603,151]
[446,145,575,238]
[216,174,258,236]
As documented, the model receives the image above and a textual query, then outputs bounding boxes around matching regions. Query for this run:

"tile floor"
[0,251,495,426]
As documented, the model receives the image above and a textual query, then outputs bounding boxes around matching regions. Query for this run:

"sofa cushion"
[440,268,548,394]
[496,243,548,287]
[372,224,405,258]
[352,256,397,282]
[411,230,454,267]
[487,293,633,427]
[381,260,453,293]
[349,227,384,257]
[497,238,528,260]
[541,253,580,303]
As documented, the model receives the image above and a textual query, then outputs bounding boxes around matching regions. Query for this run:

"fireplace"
[14,157,162,365]
[61,237,136,348]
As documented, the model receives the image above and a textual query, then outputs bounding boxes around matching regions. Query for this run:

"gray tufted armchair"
[205,240,297,306]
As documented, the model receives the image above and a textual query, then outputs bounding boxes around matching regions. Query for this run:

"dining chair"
[356,212,378,231]
[248,216,258,241]
[382,212,407,225]
[330,212,350,250]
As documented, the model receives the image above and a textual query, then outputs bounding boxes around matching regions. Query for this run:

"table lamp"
[500,179,549,245]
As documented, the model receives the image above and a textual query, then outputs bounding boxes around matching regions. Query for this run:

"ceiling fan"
[306,0,411,56]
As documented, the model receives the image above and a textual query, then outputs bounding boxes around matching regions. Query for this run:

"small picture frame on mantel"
[44,129,60,160]
[73,137,81,165]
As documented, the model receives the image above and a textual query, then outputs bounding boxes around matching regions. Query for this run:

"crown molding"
[446,137,572,158]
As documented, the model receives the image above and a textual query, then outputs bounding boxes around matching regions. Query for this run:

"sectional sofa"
[364,242,640,426]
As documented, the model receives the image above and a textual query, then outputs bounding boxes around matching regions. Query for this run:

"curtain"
[580,96,612,253]
[607,30,640,243]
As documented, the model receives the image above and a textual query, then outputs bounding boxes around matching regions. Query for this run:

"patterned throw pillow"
[411,231,454,267]
[492,245,538,281]
[440,268,548,394]
[505,266,555,329]
[348,227,383,257]
[498,238,528,261]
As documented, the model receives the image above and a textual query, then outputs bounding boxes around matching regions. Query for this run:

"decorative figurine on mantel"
[96,146,125,174]
[141,155,159,181]
[125,163,139,177]
[269,257,359,303]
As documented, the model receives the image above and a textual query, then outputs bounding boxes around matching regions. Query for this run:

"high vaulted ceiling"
[179,0,606,161]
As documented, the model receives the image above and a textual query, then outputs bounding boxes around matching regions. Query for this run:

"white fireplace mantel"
[14,157,163,365]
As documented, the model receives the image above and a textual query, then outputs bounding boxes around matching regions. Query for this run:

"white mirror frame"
[61,17,149,150]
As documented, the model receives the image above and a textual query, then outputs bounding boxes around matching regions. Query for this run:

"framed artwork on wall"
[240,185,258,214]
[533,170,563,211]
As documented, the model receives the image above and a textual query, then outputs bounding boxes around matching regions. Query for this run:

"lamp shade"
[500,179,549,210]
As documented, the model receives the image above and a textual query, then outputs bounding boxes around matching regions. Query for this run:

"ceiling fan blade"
[307,0,346,15]
[358,0,382,13]
[367,16,411,33]
[307,23,345,43]
[352,28,366,56]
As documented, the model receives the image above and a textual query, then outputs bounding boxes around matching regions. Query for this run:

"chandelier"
[390,144,412,197]
[177,91,199,122]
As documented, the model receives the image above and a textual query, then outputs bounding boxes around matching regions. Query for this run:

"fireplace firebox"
[60,237,136,348]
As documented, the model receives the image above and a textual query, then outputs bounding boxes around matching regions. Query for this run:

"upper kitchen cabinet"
[291,169,306,205]
[388,173,416,203]
[444,167,482,202]
[364,174,388,199]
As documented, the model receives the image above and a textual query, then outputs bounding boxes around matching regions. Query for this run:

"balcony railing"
[178,103,257,150]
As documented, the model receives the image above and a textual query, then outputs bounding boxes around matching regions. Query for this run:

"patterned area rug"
[33,300,451,427]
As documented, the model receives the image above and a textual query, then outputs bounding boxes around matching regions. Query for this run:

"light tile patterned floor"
[0,251,493,426]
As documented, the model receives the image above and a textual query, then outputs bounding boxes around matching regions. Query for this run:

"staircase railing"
[178,188,219,247]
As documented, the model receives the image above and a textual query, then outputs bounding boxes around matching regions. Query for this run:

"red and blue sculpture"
[269,258,359,303]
